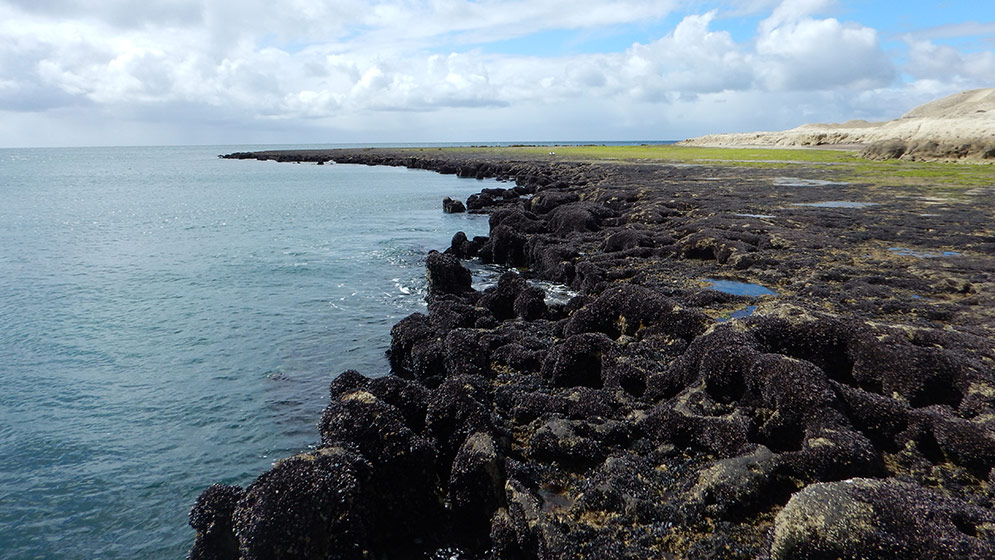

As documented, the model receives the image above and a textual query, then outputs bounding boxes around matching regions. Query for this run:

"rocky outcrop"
[196,148,995,559]
[443,196,466,213]
[681,89,995,161]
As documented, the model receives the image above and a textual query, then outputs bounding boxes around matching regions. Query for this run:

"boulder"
[563,283,709,342]
[388,312,446,384]
[479,271,528,320]
[232,448,373,560]
[770,478,995,560]
[318,391,442,547]
[513,286,548,321]
[443,197,467,213]
[425,250,473,298]
[540,332,616,388]
[448,231,487,259]
[426,375,498,475]
[690,445,779,518]
[448,432,507,546]
[188,484,245,560]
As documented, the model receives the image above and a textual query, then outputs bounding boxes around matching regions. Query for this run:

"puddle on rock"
[718,305,758,322]
[888,247,962,258]
[538,488,575,513]
[792,201,879,209]
[702,278,778,297]
[734,213,776,219]
[773,177,849,187]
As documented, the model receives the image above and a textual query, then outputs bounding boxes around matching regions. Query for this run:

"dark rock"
[850,338,970,408]
[777,424,885,482]
[508,389,570,423]
[189,484,245,560]
[429,300,486,330]
[443,197,466,213]
[232,447,373,560]
[529,191,579,214]
[209,148,995,560]
[467,192,495,210]
[564,283,709,342]
[769,478,995,560]
[641,389,753,458]
[529,417,607,468]
[425,250,473,298]
[443,328,493,378]
[690,445,780,518]
[748,353,840,429]
[479,271,528,320]
[526,239,578,284]
[489,208,546,234]
[602,229,655,252]
[388,312,445,385]
[426,375,498,476]
[491,342,547,374]
[541,332,616,388]
[480,225,528,267]
[563,386,630,421]
[572,454,666,522]
[489,509,526,560]
[514,286,548,320]
[677,229,755,266]
[546,202,608,234]
[448,231,487,259]
[317,390,442,546]
[917,406,995,476]
[328,369,432,434]
[448,432,507,546]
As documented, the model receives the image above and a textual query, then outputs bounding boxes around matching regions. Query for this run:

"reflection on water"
[702,278,778,297]
[888,247,961,258]
[773,177,849,187]
[792,201,879,209]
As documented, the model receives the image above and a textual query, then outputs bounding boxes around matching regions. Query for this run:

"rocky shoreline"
[191,148,995,559]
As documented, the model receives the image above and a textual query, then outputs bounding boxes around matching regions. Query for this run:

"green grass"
[438,144,995,191]
[450,144,859,164]
[849,160,995,189]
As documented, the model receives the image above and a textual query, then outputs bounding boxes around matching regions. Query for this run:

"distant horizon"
[2,1,992,148]
[1,140,684,151]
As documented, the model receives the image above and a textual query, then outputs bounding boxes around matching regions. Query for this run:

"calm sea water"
[0,145,494,559]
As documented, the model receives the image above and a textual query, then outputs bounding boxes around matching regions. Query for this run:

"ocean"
[0,145,496,558]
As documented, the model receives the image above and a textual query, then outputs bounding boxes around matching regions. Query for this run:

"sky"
[0,0,992,147]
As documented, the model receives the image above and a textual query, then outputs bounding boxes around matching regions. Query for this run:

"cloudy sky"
[1,0,992,147]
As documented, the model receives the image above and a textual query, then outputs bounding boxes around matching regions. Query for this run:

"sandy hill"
[681,89,995,161]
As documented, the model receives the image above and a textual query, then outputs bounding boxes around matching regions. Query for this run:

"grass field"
[438,144,995,190]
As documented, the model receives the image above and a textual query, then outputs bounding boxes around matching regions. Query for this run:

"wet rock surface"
[195,148,995,559]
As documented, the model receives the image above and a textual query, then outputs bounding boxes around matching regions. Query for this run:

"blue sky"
[0,0,992,147]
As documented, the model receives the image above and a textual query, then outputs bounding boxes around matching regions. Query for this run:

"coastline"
[679,89,995,162]
[191,148,995,559]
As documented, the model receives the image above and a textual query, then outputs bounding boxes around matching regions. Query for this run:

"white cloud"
[758,0,834,31]
[0,0,988,147]
[905,39,995,83]
[900,22,995,42]
[756,2,894,90]
[623,11,753,98]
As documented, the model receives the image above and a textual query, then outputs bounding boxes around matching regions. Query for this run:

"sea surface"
[0,145,499,558]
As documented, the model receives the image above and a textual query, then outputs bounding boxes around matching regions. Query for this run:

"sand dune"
[681,89,995,161]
